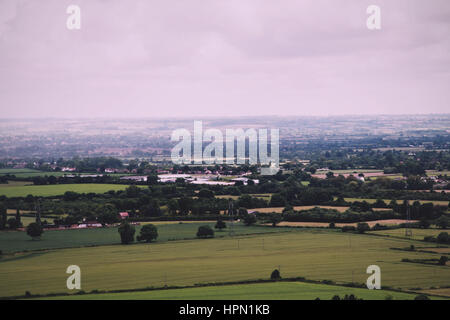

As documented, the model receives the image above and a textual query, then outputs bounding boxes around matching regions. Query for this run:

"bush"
[437,232,449,244]
[196,225,214,238]
[424,235,436,242]
[414,294,430,300]
[435,216,449,229]
[419,219,430,229]
[270,269,281,280]
[356,222,370,234]
[341,226,356,232]
[343,294,361,300]
[198,189,214,198]
[238,207,248,217]
[331,294,362,300]
[438,256,448,266]
[269,214,281,227]
[137,224,158,243]
[243,214,257,226]
[7,217,22,229]
[214,217,227,230]
[372,223,388,231]
[26,223,43,239]
[118,222,135,244]
[329,222,335,229]
[282,205,294,214]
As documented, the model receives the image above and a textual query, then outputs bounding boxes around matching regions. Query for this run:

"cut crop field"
[426,171,450,177]
[252,206,349,213]
[216,193,273,200]
[1,229,449,298]
[251,206,391,213]
[0,183,146,197]
[273,219,418,228]
[0,222,294,253]
[342,198,449,206]
[38,281,440,300]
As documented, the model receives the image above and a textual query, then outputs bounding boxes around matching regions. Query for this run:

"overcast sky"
[0,0,449,118]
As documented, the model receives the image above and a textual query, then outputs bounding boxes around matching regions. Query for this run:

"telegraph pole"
[228,200,234,236]
[35,199,42,226]
[405,200,412,237]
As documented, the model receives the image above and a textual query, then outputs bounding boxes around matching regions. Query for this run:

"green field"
[0,181,30,187]
[5,214,50,227]
[39,281,436,300]
[1,229,449,298]
[0,169,67,179]
[0,169,133,179]
[315,169,384,174]
[369,228,449,241]
[0,222,293,253]
[0,183,145,197]
[0,169,43,174]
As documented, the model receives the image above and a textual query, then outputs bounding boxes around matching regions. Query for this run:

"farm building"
[77,221,102,228]
[119,212,129,219]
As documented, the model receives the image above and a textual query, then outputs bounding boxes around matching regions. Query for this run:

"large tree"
[356,222,370,234]
[26,222,43,240]
[137,224,158,243]
[214,217,227,230]
[196,225,214,238]
[96,204,119,224]
[118,222,135,244]
[15,208,21,225]
[243,214,257,226]
[0,203,6,230]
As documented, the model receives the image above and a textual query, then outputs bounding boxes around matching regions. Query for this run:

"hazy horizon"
[1,112,450,121]
[1,0,450,118]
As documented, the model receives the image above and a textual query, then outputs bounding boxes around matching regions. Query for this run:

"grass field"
[0,169,43,174]
[369,228,449,241]
[0,169,134,179]
[5,214,51,227]
[0,183,145,197]
[0,222,294,253]
[0,169,68,179]
[1,229,449,298]
[38,281,437,300]
[0,181,30,187]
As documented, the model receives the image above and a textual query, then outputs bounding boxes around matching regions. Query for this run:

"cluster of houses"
[44,211,132,230]
[119,174,259,186]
